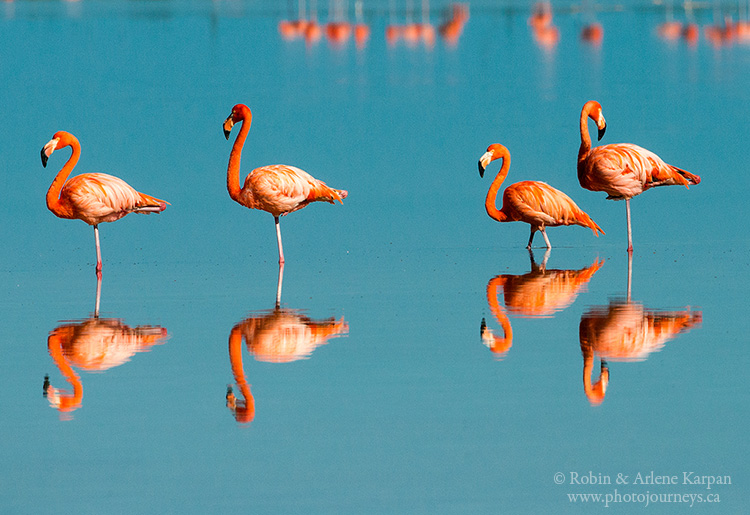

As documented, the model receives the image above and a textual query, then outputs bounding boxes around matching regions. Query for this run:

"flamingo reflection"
[481,250,604,359]
[226,265,348,423]
[43,276,168,419]
[579,253,702,404]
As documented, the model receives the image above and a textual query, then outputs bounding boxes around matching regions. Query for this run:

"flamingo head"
[478,143,509,178]
[583,100,607,141]
[41,131,76,168]
[224,104,252,140]
[586,360,610,405]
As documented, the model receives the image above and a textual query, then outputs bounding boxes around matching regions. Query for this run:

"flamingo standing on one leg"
[577,100,701,253]
[223,104,348,264]
[41,131,168,276]
[478,143,604,249]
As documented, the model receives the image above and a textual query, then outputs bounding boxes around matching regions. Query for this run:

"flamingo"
[41,131,168,276]
[223,104,347,264]
[577,100,701,252]
[479,143,604,249]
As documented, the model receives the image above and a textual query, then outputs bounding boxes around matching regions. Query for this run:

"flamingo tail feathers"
[134,192,169,213]
[308,182,348,205]
[672,166,701,187]
[575,210,605,237]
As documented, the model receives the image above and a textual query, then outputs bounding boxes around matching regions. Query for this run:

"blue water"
[1,0,748,512]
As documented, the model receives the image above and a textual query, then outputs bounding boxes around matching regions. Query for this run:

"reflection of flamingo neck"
[227,111,252,203]
[485,275,513,354]
[46,329,83,414]
[227,326,255,423]
[46,139,80,219]
[485,151,511,223]
[582,352,608,405]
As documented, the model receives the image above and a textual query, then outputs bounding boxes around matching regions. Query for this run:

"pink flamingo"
[479,143,604,248]
[223,104,347,264]
[41,131,167,276]
[577,101,701,253]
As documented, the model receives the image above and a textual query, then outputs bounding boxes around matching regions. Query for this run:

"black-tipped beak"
[223,117,234,140]
[480,317,487,335]
[41,148,48,168]
[478,161,485,178]
[597,125,606,141]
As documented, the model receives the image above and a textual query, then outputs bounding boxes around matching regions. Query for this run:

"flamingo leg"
[540,227,552,249]
[94,273,102,318]
[625,198,633,253]
[275,216,285,264]
[93,225,103,277]
[275,262,285,308]
[526,226,537,249]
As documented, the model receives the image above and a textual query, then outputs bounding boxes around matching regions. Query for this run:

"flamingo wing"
[62,173,157,224]
[503,181,584,226]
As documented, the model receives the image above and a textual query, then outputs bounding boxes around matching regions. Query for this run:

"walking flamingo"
[223,104,347,264]
[479,143,604,248]
[41,131,168,276]
[577,100,701,252]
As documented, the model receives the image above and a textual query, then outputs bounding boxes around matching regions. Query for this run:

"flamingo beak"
[478,151,493,178]
[597,114,607,141]
[223,117,235,140]
[41,138,60,168]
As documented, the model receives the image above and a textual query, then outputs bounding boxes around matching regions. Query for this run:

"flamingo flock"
[33,5,716,424]
[40,97,701,274]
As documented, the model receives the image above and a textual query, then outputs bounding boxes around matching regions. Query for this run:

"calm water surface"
[1,0,748,512]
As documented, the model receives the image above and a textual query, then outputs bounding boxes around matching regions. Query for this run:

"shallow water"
[1,0,748,512]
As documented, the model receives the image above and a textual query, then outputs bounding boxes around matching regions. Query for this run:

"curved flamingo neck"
[228,326,255,423]
[227,113,252,203]
[47,140,80,218]
[486,276,513,354]
[485,152,510,223]
[46,329,83,413]
[582,351,608,405]
[579,105,594,162]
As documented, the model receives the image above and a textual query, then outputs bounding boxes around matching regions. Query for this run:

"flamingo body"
[578,143,697,200]
[479,143,603,248]
[239,164,344,217]
[56,172,166,225]
[223,103,347,263]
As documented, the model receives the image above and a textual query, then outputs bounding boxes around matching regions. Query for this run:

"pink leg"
[625,198,633,253]
[275,216,285,264]
[540,227,552,249]
[94,225,103,277]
